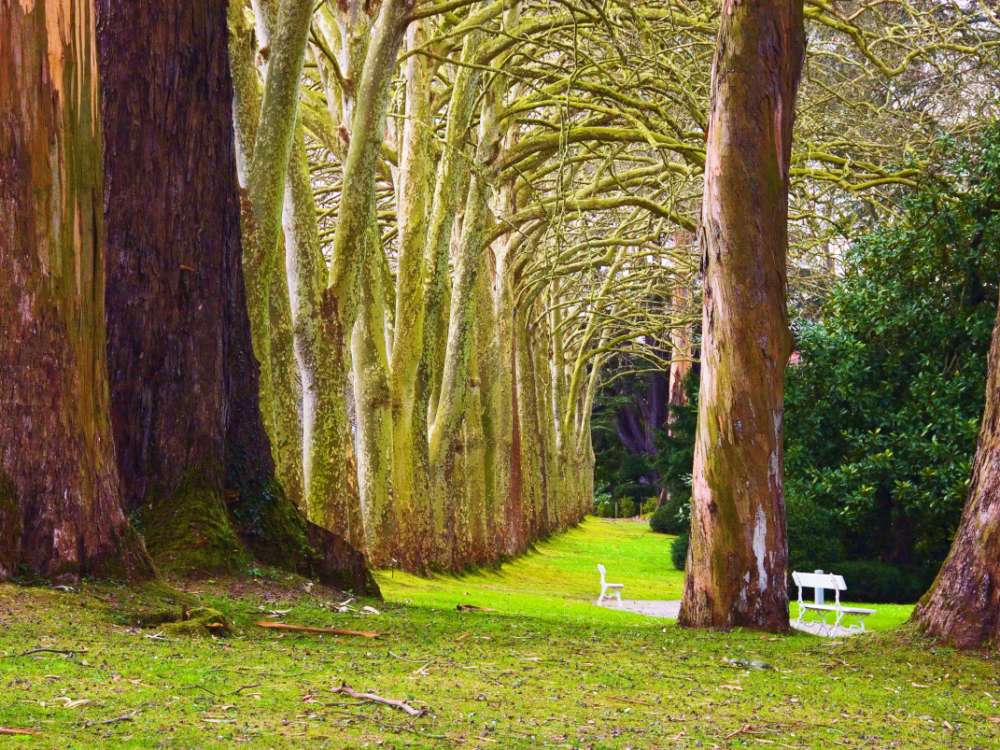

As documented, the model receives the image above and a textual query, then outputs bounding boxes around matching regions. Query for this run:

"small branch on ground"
[229,683,262,695]
[456,604,495,612]
[331,683,427,716]
[255,621,379,638]
[10,647,88,657]
[0,728,38,736]
[85,711,138,727]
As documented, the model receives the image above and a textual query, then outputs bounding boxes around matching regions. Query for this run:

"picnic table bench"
[792,570,876,634]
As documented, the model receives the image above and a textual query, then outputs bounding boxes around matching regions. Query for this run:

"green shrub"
[786,495,847,573]
[640,497,658,516]
[650,502,686,535]
[670,532,688,571]
[833,560,932,604]
[785,125,1000,571]
[793,560,929,604]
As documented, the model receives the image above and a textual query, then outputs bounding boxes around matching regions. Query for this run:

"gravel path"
[596,599,681,618]
[596,599,865,637]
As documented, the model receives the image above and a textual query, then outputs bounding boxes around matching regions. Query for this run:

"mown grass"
[377,518,914,631]
[0,518,997,749]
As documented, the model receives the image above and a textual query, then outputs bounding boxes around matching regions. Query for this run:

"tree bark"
[678,0,804,631]
[912,303,1000,648]
[0,0,152,583]
[96,0,376,594]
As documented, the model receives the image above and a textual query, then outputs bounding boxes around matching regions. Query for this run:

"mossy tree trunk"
[912,302,1000,648]
[678,0,804,632]
[0,0,153,583]
[96,0,375,593]
[311,0,412,554]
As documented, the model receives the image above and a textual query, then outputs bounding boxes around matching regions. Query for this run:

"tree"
[0,0,152,582]
[911,129,1000,649]
[678,0,805,631]
[96,0,375,592]
[913,301,1000,647]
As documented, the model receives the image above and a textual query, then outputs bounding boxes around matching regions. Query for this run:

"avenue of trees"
[2,0,1000,647]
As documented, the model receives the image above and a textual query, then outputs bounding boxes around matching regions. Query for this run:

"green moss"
[161,607,231,637]
[136,473,248,576]
[109,581,230,635]
[237,478,313,569]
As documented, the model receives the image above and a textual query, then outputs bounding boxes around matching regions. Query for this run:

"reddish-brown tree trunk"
[678,0,804,631]
[912,303,1000,648]
[658,270,694,509]
[0,0,152,583]
[96,0,375,593]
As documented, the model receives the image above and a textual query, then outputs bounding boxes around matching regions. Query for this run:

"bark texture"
[678,0,805,631]
[912,304,1000,648]
[96,0,375,593]
[0,0,152,583]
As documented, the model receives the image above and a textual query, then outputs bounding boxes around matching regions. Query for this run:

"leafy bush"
[786,496,847,573]
[640,497,659,516]
[651,374,698,519]
[670,532,688,571]
[650,502,686,535]
[593,494,637,518]
[785,125,1000,569]
[824,560,930,604]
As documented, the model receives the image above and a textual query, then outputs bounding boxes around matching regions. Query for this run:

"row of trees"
[3,0,999,647]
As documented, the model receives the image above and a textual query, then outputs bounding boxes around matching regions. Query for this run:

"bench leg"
[615,590,622,605]
[597,587,606,605]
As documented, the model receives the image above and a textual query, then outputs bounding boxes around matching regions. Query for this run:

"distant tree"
[650,374,698,534]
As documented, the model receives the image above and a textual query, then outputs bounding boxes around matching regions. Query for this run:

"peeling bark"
[913,303,1000,648]
[678,0,805,631]
[0,0,152,583]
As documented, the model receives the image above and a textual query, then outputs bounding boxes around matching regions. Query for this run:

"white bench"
[792,570,876,634]
[596,564,623,605]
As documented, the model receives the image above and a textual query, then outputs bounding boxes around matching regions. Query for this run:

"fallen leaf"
[58,697,92,709]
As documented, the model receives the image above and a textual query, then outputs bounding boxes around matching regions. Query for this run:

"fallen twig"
[0,728,38,736]
[456,604,495,612]
[85,711,137,727]
[331,683,427,717]
[11,647,87,657]
[229,683,262,695]
[254,621,378,638]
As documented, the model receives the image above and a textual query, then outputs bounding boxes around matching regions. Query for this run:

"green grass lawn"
[0,518,997,749]
[377,518,914,631]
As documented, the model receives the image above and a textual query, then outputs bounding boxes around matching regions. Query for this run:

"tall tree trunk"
[659,278,694,509]
[678,0,804,631]
[0,0,153,583]
[96,0,375,593]
[912,303,1000,648]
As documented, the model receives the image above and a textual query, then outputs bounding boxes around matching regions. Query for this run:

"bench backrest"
[597,563,607,584]
[792,571,847,592]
